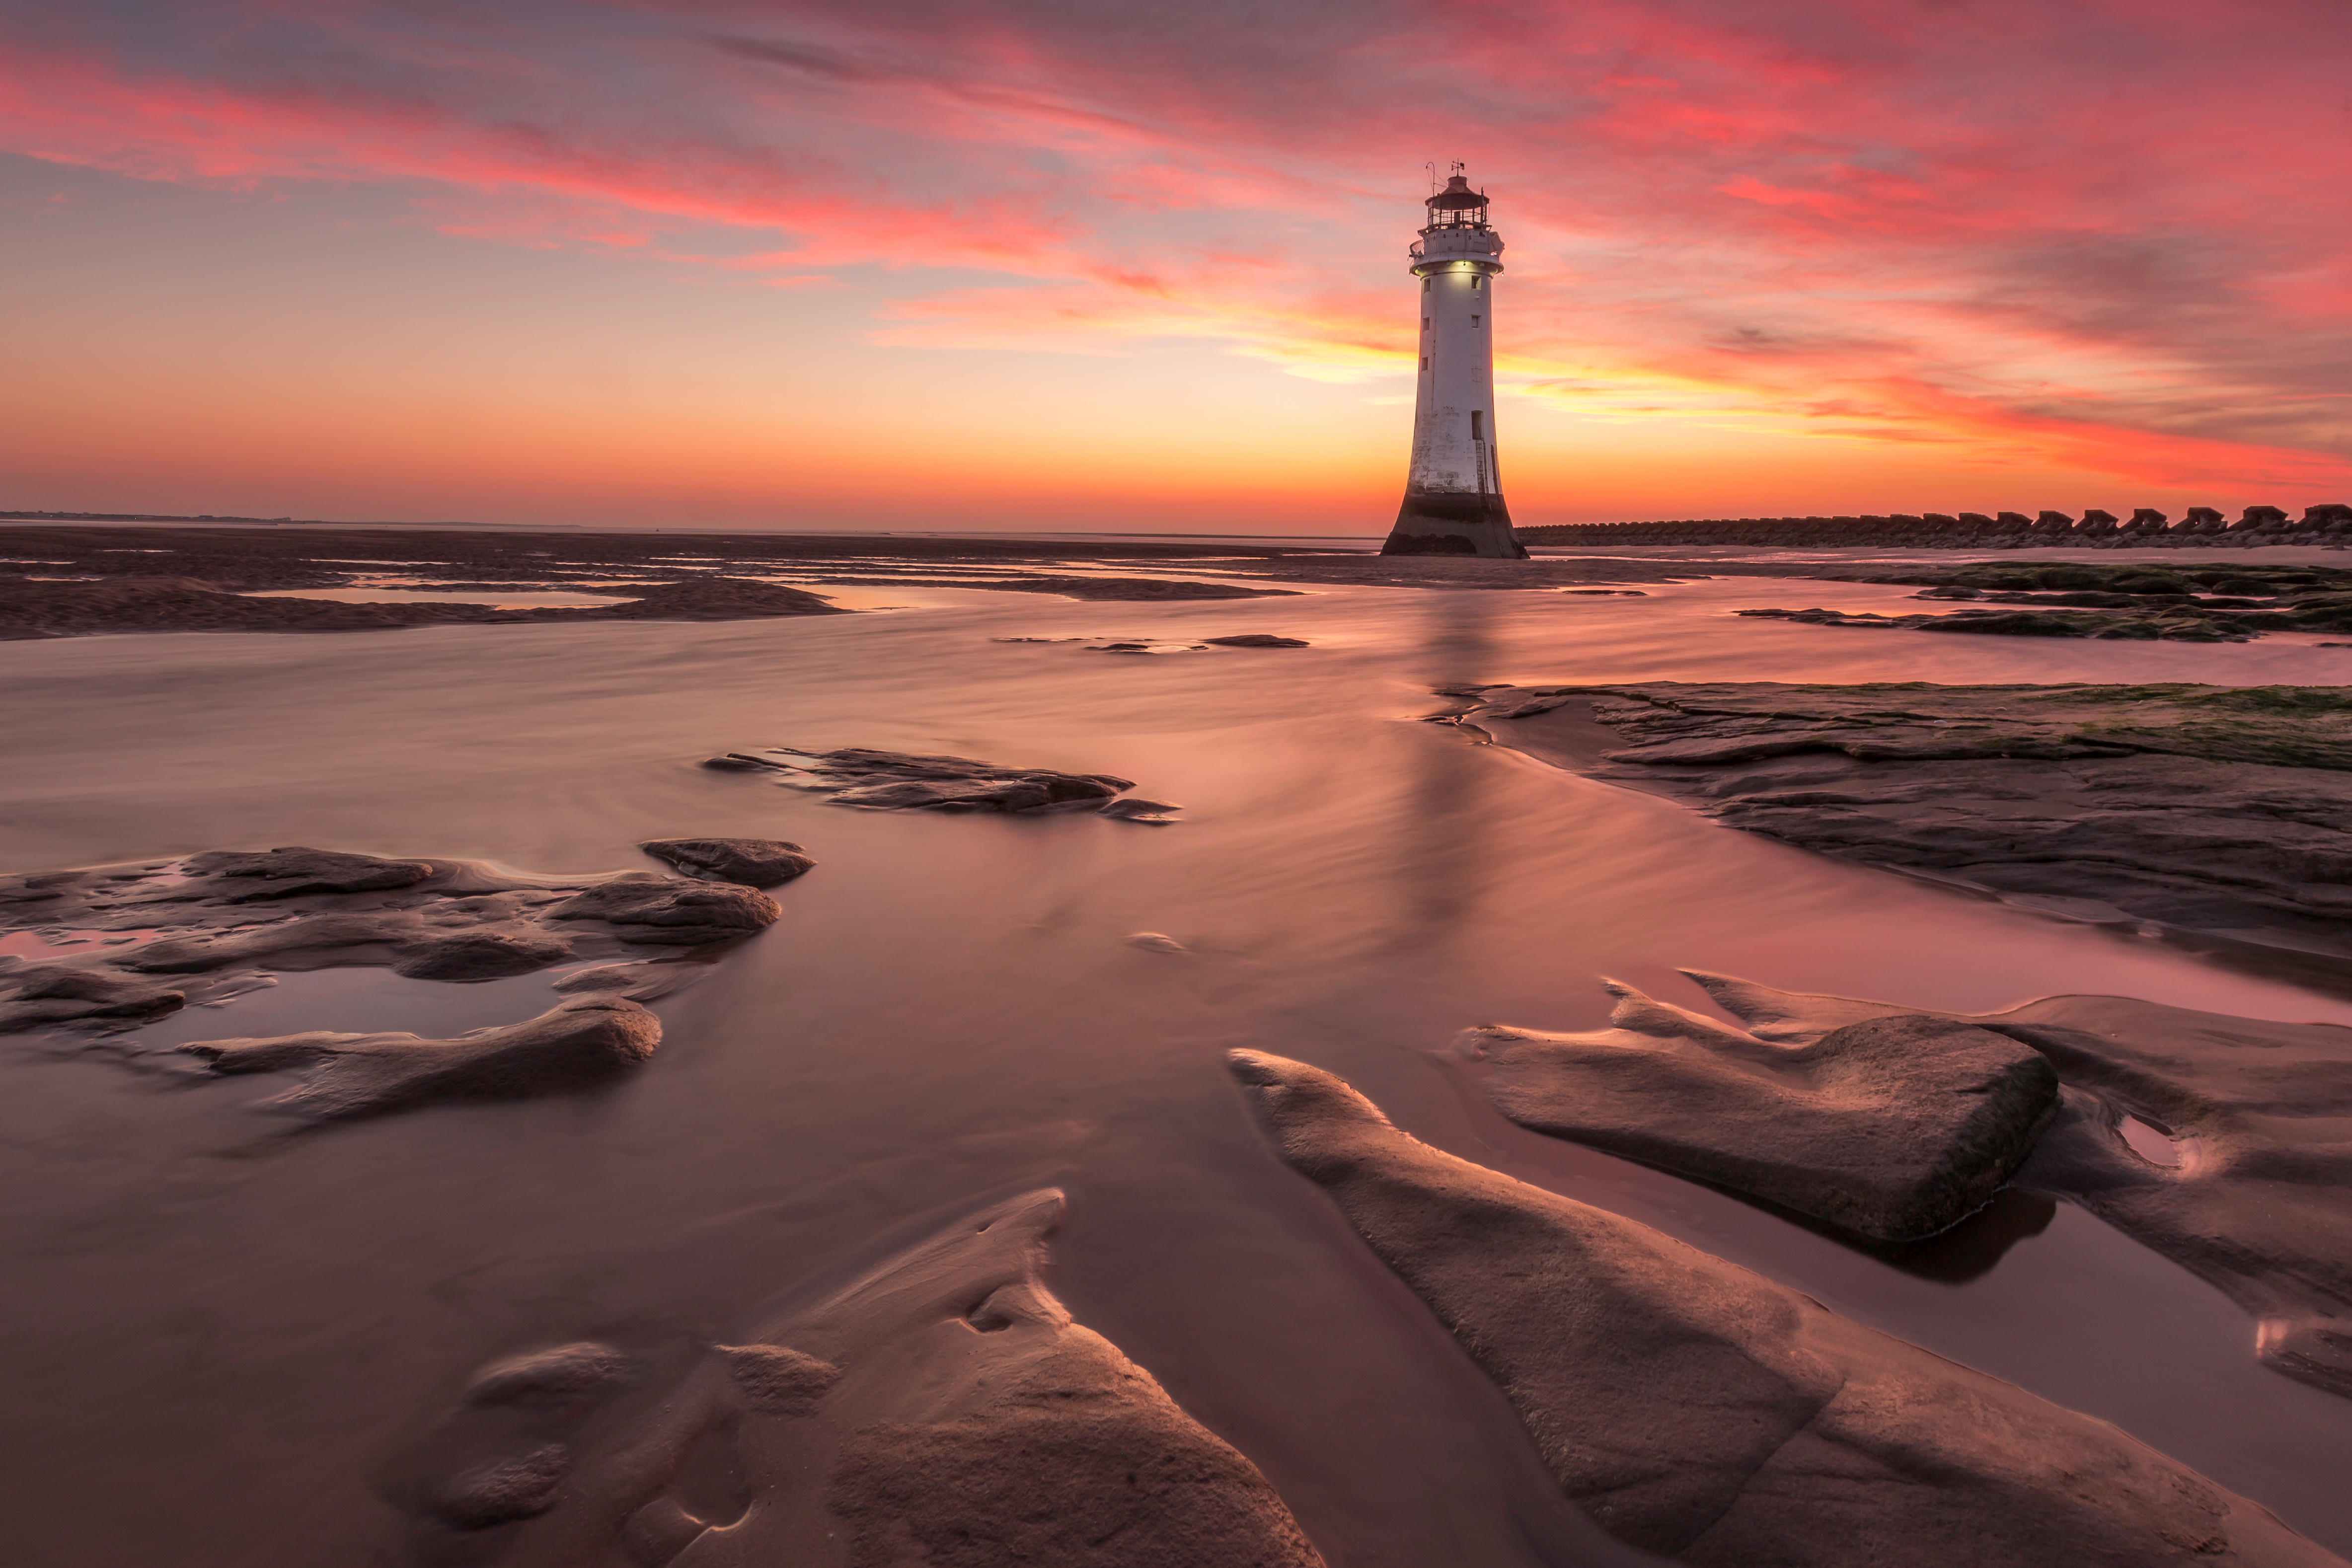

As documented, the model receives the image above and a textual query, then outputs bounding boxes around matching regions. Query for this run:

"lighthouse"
[1380,169,1527,558]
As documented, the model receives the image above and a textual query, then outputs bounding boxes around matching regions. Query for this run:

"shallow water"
[4,576,2352,1567]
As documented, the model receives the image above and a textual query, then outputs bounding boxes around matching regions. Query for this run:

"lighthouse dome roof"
[1427,175,1489,211]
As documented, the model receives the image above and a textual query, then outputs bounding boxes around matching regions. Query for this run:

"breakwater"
[1519,504,2352,548]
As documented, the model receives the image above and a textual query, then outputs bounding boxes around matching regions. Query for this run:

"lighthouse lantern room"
[1379,168,1527,558]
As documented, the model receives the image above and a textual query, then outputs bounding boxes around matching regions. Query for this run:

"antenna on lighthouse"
[1424,161,1437,196]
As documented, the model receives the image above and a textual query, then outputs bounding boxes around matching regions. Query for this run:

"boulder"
[548,876,782,944]
[750,745,1138,814]
[638,836,816,888]
[390,925,574,980]
[381,1190,1326,1565]
[1689,972,2352,1399]
[1226,1049,2341,1567]
[1467,978,2057,1239]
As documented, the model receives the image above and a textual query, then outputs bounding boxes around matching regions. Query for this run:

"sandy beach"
[5,544,2352,1564]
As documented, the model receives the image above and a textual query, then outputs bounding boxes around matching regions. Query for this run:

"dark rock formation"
[0,962,186,1032]
[1685,972,2352,1398]
[1096,797,1184,822]
[380,1190,1326,1566]
[1735,603,2253,640]
[1759,559,2352,641]
[390,927,576,980]
[1442,681,2352,948]
[638,836,816,888]
[180,846,437,898]
[547,876,782,944]
[1203,634,1310,647]
[1226,1049,2342,1566]
[720,745,1141,814]
[464,1343,640,1407]
[179,995,661,1120]
[1465,977,2057,1239]
[0,847,790,1039]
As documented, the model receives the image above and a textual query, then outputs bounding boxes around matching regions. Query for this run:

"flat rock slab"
[1227,1049,2343,1567]
[1203,634,1310,647]
[1685,971,2352,1399]
[0,846,786,1037]
[638,836,815,888]
[1467,977,2057,1239]
[381,1190,1326,1566]
[704,745,1156,817]
[0,573,846,640]
[180,995,661,1120]
[1445,681,2352,946]
[1735,604,2255,641]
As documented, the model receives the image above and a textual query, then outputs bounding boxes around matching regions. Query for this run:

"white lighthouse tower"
[1380,168,1526,558]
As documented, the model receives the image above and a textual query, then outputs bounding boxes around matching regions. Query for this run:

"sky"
[2,0,2349,532]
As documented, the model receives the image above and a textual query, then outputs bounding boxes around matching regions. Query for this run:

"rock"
[638,836,816,888]
[1203,634,1310,647]
[0,961,185,1031]
[1,848,795,1039]
[1449,681,2352,944]
[1226,1049,2342,1567]
[390,925,573,980]
[548,875,782,945]
[700,753,781,772]
[1097,797,1183,822]
[177,995,662,1120]
[1126,932,1188,953]
[719,1344,842,1415]
[385,1190,1326,1565]
[124,909,430,973]
[465,1343,640,1407]
[748,746,1140,814]
[1466,978,2057,1239]
[549,959,712,1001]
[428,1444,574,1530]
[592,576,845,619]
[178,846,436,899]
[1687,972,2352,1398]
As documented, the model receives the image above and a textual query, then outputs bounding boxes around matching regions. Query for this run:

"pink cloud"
[2,0,2346,497]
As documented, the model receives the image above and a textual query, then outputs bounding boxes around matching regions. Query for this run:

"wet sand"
[6,570,2352,1564]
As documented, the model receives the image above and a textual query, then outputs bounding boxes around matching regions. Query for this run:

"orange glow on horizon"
[2,0,2347,529]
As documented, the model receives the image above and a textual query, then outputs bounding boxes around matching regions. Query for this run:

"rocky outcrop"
[1442,681,2352,949]
[547,876,782,944]
[1735,560,2352,641]
[638,836,816,888]
[1464,977,2057,1239]
[1683,971,2352,1399]
[1227,1049,2343,1566]
[380,1190,1326,1566]
[0,847,787,1038]
[179,995,662,1120]
[1203,634,1310,647]
[703,745,1152,816]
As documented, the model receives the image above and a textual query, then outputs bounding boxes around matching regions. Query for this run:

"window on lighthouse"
[1471,316,1481,327]
[1471,411,1484,440]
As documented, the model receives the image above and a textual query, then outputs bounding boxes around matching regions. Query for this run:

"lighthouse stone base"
[1380,492,1528,558]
